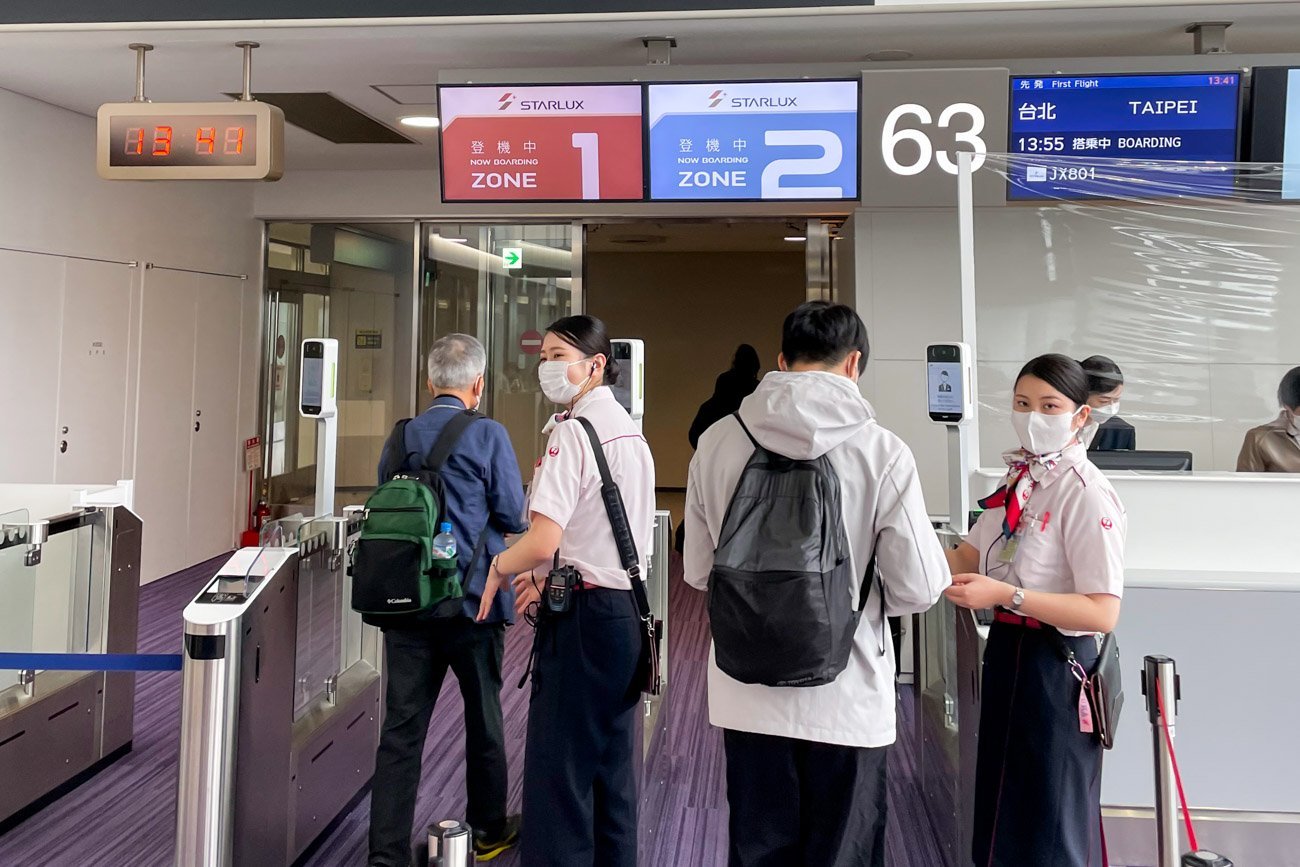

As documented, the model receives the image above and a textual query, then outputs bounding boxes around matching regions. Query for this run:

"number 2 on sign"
[571,132,600,199]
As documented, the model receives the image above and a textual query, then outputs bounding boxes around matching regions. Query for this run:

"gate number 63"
[882,102,987,177]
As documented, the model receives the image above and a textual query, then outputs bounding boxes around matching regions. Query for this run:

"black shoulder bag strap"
[575,417,661,697]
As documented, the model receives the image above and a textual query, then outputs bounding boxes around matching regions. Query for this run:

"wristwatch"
[1009,587,1026,610]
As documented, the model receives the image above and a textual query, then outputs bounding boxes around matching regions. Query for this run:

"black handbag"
[575,417,663,699]
[1053,629,1123,749]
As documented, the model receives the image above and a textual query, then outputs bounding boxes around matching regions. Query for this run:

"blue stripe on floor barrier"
[0,652,183,672]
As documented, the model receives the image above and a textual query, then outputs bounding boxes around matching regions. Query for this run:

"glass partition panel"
[0,518,94,691]
[294,518,342,720]
[262,222,418,518]
[421,224,576,483]
[969,158,1299,474]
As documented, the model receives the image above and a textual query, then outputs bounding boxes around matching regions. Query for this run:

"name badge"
[998,533,1022,564]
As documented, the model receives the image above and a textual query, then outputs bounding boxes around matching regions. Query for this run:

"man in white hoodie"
[684,301,950,867]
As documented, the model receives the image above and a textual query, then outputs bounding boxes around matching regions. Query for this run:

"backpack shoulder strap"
[732,412,761,449]
[379,419,413,481]
[424,409,482,471]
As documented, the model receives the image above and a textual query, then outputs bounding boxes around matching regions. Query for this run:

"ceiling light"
[399,115,441,128]
[784,236,807,242]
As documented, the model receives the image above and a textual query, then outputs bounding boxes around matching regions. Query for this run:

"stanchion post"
[1143,655,1182,867]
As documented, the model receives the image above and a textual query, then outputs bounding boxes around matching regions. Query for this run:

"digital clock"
[96,101,285,181]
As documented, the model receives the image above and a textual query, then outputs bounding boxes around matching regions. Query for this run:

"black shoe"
[473,815,521,862]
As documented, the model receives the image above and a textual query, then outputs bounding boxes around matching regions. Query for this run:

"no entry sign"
[520,330,544,355]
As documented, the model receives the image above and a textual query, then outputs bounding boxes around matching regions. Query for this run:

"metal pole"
[128,43,152,103]
[235,41,259,102]
[1144,655,1181,867]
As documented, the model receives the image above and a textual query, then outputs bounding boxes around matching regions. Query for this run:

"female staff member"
[1080,355,1135,451]
[478,315,655,867]
[1237,366,1300,473]
[944,354,1126,867]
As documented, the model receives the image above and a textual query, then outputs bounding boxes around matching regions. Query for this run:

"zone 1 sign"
[860,67,1010,207]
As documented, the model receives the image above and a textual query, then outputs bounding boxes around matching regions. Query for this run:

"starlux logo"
[498,92,515,110]
[708,90,726,108]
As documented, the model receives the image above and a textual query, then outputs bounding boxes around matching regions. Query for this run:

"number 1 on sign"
[571,132,600,199]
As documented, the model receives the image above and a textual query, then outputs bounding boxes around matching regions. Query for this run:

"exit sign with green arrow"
[502,247,523,270]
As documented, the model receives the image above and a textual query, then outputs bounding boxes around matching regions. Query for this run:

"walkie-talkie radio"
[544,564,581,615]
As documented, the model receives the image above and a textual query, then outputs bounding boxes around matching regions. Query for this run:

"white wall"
[0,87,262,583]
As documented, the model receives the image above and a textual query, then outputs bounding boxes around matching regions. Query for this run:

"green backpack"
[349,410,484,624]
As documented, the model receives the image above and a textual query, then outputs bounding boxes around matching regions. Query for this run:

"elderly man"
[368,334,527,866]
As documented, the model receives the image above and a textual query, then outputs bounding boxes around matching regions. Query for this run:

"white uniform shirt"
[966,443,1126,636]
[685,371,950,749]
[528,387,656,590]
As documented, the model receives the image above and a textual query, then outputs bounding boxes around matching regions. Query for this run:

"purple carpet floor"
[0,554,947,866]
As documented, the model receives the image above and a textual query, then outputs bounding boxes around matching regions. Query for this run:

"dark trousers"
[368,618,507,867]
[723,729,889,867]
[520,589,641,867]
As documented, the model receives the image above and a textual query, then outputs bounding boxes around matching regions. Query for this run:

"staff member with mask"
[1237,366,1300,473]
[1080,355,1135,452]
[478,315,655,867]
[944,354,1125,867]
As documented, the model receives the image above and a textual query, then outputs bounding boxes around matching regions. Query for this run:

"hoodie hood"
[737,370,875,460]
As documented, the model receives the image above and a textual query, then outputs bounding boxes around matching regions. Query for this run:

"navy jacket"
[377,396,527,623]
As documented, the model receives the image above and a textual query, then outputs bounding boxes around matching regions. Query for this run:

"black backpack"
[349,410,486,625]
[708,413,879,688]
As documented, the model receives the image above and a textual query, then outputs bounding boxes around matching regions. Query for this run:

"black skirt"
[972,621,1104,867]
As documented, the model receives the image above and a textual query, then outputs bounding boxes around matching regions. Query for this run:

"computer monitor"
[1089,449,1193,473]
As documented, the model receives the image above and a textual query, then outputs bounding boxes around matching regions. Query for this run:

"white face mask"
[1288,410,1300,439]
[1012,407,1084,456]
[538,358,593,405]
[1092,402,1120,420]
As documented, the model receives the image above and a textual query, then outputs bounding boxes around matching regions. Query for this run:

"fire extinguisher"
[241,486,272,548]
[253,489,271,530]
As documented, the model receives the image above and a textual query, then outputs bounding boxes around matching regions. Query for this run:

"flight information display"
[438,84,644,202]
[646,80,859,201]
[1008,73,1241,200]
[1246,67,1300,200]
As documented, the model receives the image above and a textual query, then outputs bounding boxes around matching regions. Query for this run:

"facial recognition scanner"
[927,342,975,535]
[299,338,339,516]
[611,339,645,431]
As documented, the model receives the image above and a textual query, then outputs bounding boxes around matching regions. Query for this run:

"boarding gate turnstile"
[175,511,381,867]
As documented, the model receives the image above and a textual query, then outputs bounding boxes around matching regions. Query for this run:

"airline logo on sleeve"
[1100,517,1114,530]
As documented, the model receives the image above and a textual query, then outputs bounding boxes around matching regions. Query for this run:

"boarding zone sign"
[646,80,860,201]
[439,85,644,202]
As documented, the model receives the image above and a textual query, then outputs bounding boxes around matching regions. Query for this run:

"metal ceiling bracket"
[641,37,677,66]
[128,43,153,103]
[1185,22,1232,55]
[235,41,261,101]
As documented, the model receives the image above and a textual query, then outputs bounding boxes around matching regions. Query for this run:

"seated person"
[1080,355,1135,451]
[1237,366,1300,473]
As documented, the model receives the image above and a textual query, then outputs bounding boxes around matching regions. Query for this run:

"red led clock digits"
[124,128,145,156]
[152,126,173,157]
[224,127,245,156]
[196,127,216,155]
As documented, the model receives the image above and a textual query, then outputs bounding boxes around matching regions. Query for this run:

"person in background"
[478,315,656,867]
[679,344,762,552]
[1237,366,1300,473]
[689,343,762,450]
[1080,355,1135,451]
[684,302,949,866]
[945,354,1125,867]
[368,334,526,866]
